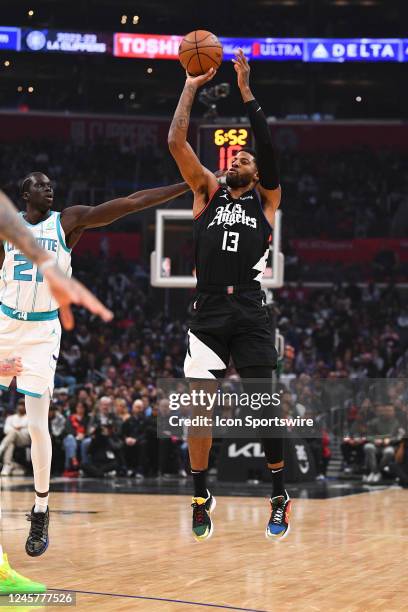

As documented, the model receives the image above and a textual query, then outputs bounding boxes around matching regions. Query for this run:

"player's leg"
[237,364,291,540]
[24,390,52,556]
[232,294,290,540]
[184,328,228,541]
[16,319,61,557]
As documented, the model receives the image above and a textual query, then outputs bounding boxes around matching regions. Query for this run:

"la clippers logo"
[207,202,257,230]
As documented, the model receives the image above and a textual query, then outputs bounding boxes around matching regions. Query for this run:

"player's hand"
[186,67,216,89]
[232,48,251,91]
[43,265,113,331]
[0,357,23,377]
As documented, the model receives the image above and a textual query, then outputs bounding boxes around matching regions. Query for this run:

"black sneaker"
[265,491,291,541]
[25,507,49,557]
[191,491,216,542]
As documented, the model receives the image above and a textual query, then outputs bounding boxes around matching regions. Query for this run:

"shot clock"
[198,125,253,172]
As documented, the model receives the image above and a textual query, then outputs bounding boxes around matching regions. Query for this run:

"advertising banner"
[22,29,111,54]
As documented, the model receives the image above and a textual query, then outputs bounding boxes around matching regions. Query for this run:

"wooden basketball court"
[0,484,406,611]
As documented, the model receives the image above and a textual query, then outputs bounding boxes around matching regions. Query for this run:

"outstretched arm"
[60,181,190,245]
[233,49,281,225]
[168,70,219,208]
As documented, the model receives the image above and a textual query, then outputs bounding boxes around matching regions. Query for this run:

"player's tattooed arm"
[168,70,219,198]
[59,181,190,239]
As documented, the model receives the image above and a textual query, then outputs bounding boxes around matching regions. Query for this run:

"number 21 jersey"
[1,211,72,313]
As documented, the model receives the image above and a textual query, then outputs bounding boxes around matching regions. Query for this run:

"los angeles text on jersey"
[207,201,257,230]
[5,238,58,254]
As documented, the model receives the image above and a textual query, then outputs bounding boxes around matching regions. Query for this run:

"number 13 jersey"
[193,187,272,288]
[1,211,72,313]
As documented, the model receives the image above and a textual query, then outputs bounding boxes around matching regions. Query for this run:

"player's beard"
[226,171,252,189]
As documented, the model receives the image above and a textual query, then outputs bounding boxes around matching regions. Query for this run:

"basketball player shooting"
[0,176,189,560]
[168,49,290,541]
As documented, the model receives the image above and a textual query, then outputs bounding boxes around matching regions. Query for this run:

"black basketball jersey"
[193,186,272,288]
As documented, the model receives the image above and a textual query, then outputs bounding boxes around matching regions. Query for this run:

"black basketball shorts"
[184,290,278,378]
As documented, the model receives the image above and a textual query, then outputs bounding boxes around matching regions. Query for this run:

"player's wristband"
[38,259,55,274]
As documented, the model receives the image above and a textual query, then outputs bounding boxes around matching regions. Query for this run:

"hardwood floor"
[0,486,406,611]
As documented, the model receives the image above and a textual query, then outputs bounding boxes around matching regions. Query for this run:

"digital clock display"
[198,125,253,172]
[213,128,248,146]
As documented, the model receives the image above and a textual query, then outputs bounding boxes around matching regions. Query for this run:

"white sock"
[25,391,52,513]
[34,495,49,513]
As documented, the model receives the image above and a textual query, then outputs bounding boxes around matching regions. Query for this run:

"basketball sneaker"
[265,491,291,540]
[0,553,46,593]
[191,491,216,542]
[25,507,49,557]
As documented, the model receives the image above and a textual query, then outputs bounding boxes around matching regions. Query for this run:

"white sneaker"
[372,472,381,483]
[366,472,375,483]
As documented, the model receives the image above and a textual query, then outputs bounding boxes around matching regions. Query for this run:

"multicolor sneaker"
[0,553,46,594]
[191,491,216,542]
[265,491,291,540]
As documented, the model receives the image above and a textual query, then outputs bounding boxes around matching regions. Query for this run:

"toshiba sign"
[114,33,182,59]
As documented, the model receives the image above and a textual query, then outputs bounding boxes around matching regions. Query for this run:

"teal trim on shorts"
[16,387,42,398]
[1,303,59,321]
[56,213,72,253]
[0,383,10,391]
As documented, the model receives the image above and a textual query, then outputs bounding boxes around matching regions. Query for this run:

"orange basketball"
[178,30,223,76]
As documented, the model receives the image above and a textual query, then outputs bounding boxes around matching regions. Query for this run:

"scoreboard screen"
[198,125,254,172]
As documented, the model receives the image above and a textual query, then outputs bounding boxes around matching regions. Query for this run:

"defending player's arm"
[168,70,219,216]
[0,190,112,329]
[233,49,281,226]
[60,181,191,247]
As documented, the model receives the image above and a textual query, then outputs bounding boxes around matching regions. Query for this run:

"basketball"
[178,30,223,76]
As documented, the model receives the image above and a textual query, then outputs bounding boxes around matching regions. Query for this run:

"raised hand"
[232,48,251,92]
[186,67,216,89]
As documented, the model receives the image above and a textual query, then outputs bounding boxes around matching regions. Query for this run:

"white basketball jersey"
[1,211,72,313]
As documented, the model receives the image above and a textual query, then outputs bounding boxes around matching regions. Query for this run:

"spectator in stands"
[49,403,67,474]
[63,401,89,476]
[157,399,188,478]
[363,402,401,483]
[341,417,368,474]
[0,399,30,476]
[82,421,123,478]
[114,398,130,423]
[389,438,408,487]
[121,399,146,478]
